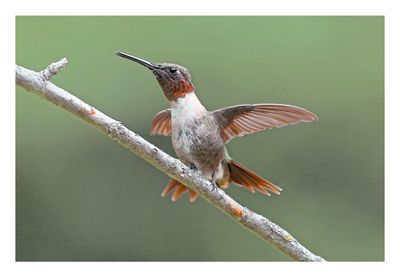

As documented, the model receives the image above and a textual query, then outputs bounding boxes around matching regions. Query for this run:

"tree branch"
[15,58,325,262]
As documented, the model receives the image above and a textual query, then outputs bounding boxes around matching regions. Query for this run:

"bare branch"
[15,58,325,262]
[40,57,68,80]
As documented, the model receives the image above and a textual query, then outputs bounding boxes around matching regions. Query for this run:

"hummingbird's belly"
[172,115,225,179]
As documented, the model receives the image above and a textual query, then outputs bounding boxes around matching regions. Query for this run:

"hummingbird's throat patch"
[173,79,194,98]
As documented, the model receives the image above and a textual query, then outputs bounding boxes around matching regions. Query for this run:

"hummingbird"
[116,51,318,202]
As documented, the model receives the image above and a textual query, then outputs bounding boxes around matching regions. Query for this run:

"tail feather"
[172,185,188,202]
[188,190,199,202]
[161,179,199,202]
[161,160,281,203]
[161,179,179,197]
[229,160,282,195]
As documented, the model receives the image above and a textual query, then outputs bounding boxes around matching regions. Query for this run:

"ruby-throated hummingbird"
[116,51,318,202]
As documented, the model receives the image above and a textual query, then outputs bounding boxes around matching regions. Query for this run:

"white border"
[2,0,398,276]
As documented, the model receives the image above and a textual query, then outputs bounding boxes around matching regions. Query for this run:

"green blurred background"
[16,16,384,261]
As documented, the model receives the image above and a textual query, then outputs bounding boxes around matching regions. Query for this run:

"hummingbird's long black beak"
[115,51,156,70]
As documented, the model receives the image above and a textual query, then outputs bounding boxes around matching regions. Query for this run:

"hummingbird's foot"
[189,164,198,171]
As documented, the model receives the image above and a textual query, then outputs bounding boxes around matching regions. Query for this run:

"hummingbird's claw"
[189,164,198,171]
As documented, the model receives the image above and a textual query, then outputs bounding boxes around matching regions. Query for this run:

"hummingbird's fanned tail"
[161,161,282,203]
[228,160,282,196]
[161,179,199,202]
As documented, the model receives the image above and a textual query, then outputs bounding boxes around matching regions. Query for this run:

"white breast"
[170,92,206,122]
[170,92,207,169]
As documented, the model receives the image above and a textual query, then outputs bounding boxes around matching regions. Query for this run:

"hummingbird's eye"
[169,67,178,74]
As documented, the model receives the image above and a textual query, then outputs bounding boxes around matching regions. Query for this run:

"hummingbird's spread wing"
[150,109,171,136]
[212,104,318,143]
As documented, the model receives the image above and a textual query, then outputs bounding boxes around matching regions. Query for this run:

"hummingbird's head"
[116,51,194,102]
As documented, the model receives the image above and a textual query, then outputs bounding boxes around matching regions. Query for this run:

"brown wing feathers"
[150,109,172,136]
[213,104,318,143]
[150,104,318,141]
